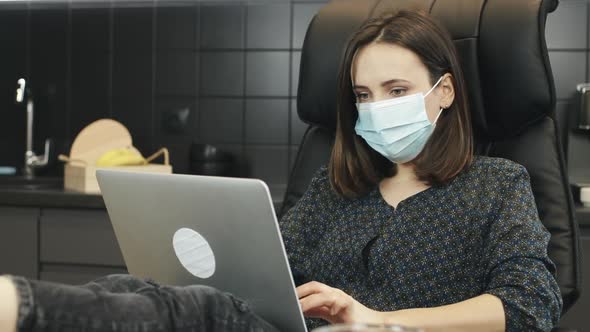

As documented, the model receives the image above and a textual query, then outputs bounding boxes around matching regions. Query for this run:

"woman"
[280,10,561,332]
[0,10,561,332]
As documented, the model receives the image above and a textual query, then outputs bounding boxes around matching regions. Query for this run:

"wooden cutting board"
[69,119,141,165]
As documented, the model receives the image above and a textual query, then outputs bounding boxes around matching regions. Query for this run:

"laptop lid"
[96,170,308,332]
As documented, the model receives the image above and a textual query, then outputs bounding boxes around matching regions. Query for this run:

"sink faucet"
[15,78,50,178]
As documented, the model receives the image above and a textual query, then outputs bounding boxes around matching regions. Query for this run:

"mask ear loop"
[424,75,445,97]
[425,75,446,126]
[432,107,444,126]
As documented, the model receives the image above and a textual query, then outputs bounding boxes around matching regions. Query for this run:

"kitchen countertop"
[0,178,284,211]
[0,177,587,225]
[0,186,106,209]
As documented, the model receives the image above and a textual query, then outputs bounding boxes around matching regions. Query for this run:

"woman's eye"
[390,88,406,97]
[356,93,369,101]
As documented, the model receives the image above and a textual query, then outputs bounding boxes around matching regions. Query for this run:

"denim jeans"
[9,274,280,332]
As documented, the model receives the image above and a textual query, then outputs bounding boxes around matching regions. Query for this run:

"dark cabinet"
[0,203,588,330]
[0,207,39,279]
[39,208,127,284]
[40,209,124,266]
[0,206,127,284]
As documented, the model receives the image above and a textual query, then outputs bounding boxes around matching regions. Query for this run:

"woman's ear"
[439,73,455,109]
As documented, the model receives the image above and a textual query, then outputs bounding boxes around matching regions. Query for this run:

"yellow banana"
[96,148,147,167]
[96,149,126,166]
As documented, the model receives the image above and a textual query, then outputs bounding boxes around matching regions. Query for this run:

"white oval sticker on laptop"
[172,228,216,279]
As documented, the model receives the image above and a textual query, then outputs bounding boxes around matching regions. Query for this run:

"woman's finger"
[296,281,329,299]
[299,291,340,313]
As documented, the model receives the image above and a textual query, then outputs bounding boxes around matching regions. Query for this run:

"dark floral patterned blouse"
[279,156,562,331]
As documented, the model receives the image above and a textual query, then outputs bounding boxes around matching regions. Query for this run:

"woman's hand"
[296,281,382,325]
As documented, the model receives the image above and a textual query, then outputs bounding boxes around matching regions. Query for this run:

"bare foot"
[0,276,18,332]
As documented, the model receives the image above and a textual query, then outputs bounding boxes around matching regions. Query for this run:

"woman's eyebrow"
[353,79,410,90]
[380,78,410,87]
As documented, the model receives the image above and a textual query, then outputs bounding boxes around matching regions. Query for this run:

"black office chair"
[281,0,581,330]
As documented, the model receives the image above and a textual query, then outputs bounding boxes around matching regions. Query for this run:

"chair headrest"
[297,0,558,141]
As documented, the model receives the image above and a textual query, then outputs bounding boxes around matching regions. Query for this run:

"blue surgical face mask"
[354,76,445,164]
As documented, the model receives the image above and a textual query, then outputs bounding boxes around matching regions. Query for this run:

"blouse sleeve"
[278,166,333,286]
[483,164,562,331]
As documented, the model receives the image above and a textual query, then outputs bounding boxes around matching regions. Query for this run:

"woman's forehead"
[351,42,429,86]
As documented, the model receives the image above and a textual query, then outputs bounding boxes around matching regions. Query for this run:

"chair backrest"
[281,0,581,313]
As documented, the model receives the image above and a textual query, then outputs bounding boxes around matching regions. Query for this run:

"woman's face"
[351,42,454,123]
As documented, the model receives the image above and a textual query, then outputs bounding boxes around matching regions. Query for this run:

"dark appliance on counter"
[189,143,235,177]
[576,83,590,131]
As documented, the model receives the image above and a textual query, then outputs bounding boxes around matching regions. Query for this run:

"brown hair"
[329,10,474,198]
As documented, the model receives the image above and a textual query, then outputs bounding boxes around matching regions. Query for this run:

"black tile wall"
[156,5,198,50]
[153,93,194,173]
[245,99,289,144]
[200,51,244,96]
[243,145,289,192]
[34,88,68,156]
[113,7,153,51]
[0,109,26,148]
[546,0,589,98]
[112,96,154,133]
[0,5,27,115]
[0,23,27,158]
[0,0,330,193]
[156,50,197,96]
[112,52,153,97]
[544,0,590,181]
[246,3,290,49]
[200,3,244,49]
[30,52,67,92]
[549,52,587,99]
[7,0,585,198]
[546,0,587,50]
[70,96,110,137]
[30,7,68,52]
[568,131,590,172]
[0,5,28,50]
[29,5,69,155]
[0,50,27,103]
[71,51,110,97]
[245,51,290,96]
[111,96,154,151]
[199,98,244,144]
[71,8,110,51]
[291,51,301,96]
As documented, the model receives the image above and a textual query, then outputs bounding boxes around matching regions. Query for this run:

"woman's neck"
[391,162,419,183]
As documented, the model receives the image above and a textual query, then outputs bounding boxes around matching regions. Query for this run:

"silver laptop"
[96,170,308,332]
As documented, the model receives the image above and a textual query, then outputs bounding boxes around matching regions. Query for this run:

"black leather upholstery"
[281,0,581,319]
